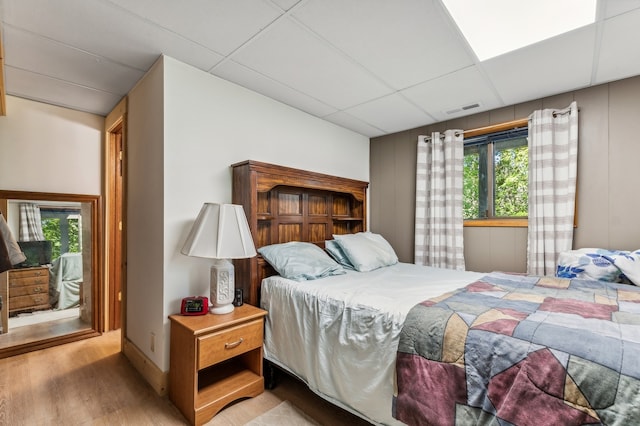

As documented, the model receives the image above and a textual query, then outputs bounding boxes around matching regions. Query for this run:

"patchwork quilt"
[395,272,640,426]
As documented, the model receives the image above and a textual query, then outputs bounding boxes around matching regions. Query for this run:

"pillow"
[325,239,355,270]
[332,232,398,272]
[612,250,640,286]
[555,248,630,283]
[258,241,345,281]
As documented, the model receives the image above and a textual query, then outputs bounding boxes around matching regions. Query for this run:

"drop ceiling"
[2,0,640,137]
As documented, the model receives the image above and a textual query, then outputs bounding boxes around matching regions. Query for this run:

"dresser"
[8,266,50,315]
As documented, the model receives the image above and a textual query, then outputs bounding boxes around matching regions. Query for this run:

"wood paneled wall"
[370,75,640,273]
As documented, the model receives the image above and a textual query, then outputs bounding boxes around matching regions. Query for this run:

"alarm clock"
[180,296,208,315]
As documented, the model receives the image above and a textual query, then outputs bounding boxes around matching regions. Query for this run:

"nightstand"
[169,304,268,426]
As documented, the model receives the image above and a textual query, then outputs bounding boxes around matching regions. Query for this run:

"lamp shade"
[181,203,256,259]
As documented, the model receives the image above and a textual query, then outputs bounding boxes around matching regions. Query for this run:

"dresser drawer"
[9,267,48,279]
[9,266,49,287]
[197,319,263,369]
[10,283,48,297]
[10,294,49,310]
[9,275,49,288]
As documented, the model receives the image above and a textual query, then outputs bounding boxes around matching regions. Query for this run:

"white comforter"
[261,262,484,425]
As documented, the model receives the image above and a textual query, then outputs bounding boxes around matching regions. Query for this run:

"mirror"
[0,190,101,357]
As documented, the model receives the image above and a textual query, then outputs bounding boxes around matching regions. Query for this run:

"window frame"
[463,118,529,228]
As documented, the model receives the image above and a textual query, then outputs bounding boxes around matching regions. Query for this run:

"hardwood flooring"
[0,330,373,425]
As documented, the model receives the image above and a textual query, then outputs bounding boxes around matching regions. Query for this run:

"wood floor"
[0,330,373,425]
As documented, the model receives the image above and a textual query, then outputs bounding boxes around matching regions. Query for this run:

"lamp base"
[209,304,235,315]
[209,259,235,315]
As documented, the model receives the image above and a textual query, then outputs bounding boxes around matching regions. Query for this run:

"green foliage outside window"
[494,144,528,217]
[42,217,80,260]
[463,129,528,220]
[463,151,480,219]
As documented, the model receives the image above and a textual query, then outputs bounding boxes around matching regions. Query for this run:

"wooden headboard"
[231,160,369,306]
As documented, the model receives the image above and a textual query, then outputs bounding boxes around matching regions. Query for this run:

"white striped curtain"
[415,130,466,270]
[19,203,45,241]
[527,101,579,276]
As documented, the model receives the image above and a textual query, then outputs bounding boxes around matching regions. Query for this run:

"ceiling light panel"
[442,0,597,61]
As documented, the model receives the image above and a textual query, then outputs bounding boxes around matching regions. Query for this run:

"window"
[463,126,528,224]
[40,207,82,259]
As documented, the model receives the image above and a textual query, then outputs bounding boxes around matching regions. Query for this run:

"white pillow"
[258,241,345,281]
[555,248,627,282]
[613,250,640,286]
[332,232,398,272]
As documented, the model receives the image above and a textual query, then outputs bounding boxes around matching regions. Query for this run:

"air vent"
[444,102,482,115]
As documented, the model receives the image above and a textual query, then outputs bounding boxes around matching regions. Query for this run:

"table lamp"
[181,203,256,314]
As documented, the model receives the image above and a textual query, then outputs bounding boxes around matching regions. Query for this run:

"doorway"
[105,98,127,332]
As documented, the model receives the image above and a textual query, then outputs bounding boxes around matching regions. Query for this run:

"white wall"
[126,58,166,370]
[0,96,103,195]
[127,55,369,371]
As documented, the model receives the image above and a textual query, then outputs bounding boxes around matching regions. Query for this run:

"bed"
[231,161,640,426]
[261,261,483,425]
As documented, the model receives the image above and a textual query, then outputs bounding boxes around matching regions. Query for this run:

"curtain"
[527,101,579,276]
[19,203,45,241]
[415,130,466,270]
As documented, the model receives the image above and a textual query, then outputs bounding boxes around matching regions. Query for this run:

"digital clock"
[180,296,208,315]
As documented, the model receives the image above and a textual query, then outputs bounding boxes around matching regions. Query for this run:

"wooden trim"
[464,118,528,139]
[465,218,528,228]
[0,190,103,347]
[123,336,168,396]
[0,329,100,359]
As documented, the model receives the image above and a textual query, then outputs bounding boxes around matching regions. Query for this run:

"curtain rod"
[419,105,577,142]
[418,131,463,142]
[419,117,529,141]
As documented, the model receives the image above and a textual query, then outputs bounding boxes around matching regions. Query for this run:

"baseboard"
[122,336,168,396]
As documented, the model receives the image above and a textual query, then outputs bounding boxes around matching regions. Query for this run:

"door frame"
[105,98,127,333]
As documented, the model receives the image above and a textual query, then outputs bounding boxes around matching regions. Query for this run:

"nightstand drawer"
[10,283,48,297]
[197,319,263,369]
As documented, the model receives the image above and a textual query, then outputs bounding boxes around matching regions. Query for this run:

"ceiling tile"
[603,0,640,18]
[292,0,474,90]
[401,66,502,122]
[2,0,640,136]
[270,0,302,11]
[213,60,337,117]
[5,66,123,115]
[105,0,284,56]
[322,111,386,138]
[2,0,223,71]
[482,25,596,106]
[230,17,392,110]
[344,93,435,134]
[4,26,145,95]
[595,8,640,84]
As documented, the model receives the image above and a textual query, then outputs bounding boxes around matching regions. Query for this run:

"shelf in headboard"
[231,160,369,306]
